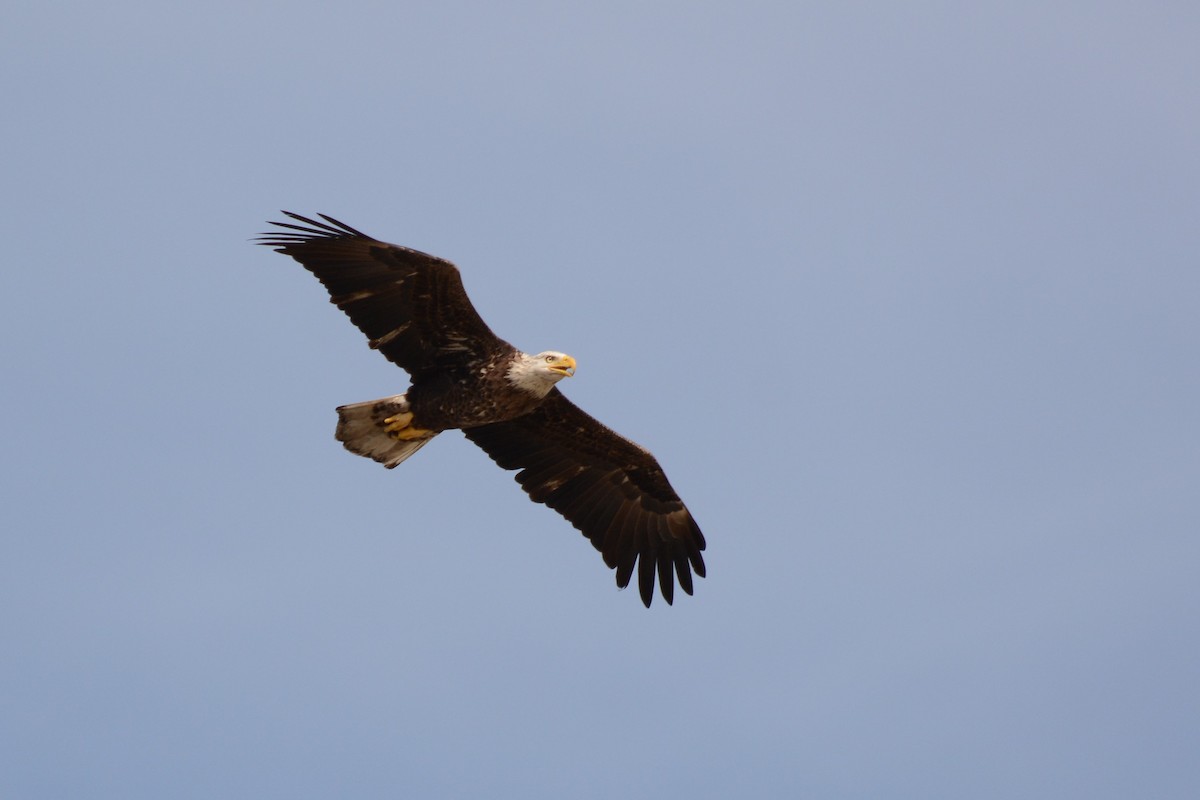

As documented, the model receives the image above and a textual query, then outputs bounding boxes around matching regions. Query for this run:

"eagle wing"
[258,212,508,375]
[463,389,706,607]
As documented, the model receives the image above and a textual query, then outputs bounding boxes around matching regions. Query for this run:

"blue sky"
[3,2,1198,797]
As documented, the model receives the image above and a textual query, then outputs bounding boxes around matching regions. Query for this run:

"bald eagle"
[258,212,705,606]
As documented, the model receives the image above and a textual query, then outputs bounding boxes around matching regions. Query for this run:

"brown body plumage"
[257,212,705,606]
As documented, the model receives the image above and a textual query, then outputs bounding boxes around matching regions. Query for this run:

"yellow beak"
[551,355,577,377]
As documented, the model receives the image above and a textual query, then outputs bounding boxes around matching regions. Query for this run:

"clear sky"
[3,2,1197,798]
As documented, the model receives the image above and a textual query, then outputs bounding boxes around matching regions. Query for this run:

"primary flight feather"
[258,212,705,606]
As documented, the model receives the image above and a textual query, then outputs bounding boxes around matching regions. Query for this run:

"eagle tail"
[335,394,439,469]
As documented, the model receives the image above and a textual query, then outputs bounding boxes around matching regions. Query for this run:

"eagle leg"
[382,411,437,441]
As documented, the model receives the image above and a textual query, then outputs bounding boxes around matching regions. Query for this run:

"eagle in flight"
[258,213,705,606]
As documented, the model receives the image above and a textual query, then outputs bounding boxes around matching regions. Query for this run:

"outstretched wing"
[463,389,706,607]
[258,212,509,375]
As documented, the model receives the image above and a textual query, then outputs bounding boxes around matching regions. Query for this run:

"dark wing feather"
[463,389,706,607]
[257,212,508,375]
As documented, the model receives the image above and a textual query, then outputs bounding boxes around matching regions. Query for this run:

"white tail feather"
[334,394,438,469]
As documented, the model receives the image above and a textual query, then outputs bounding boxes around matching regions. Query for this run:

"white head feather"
[506,350,576,396]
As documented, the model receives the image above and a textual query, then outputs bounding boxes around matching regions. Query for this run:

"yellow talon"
[392,427,433,440]
[382,411,414,434]
[381,411,434,440]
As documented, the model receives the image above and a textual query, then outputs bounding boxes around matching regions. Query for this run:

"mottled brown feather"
[464,390,706,607]
[257,212,508,375]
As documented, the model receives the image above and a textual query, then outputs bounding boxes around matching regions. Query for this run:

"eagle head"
[507,350,576,396]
